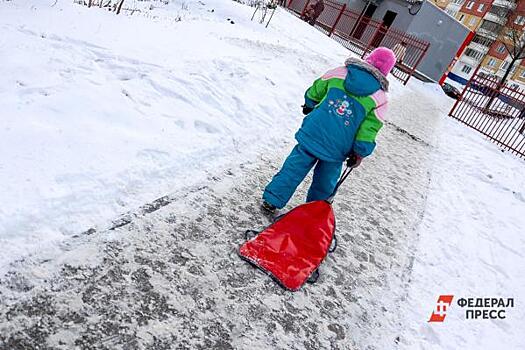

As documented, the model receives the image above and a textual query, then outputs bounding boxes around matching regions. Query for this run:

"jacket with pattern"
[296,58,389,162]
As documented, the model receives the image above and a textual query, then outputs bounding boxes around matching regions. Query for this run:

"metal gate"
[284,0,430,85]
[448,67,525,159]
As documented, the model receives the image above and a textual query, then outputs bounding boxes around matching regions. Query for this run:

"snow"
[1,0,524,349]
[394,83,525,349]
[0,0,346,269]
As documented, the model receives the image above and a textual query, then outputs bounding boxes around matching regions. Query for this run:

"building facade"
[446,0,525,87]
[429,0,452,10]
[340,0,470,81]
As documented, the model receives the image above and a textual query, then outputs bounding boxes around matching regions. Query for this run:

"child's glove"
[302,105,314,115]
[346,153,363,168]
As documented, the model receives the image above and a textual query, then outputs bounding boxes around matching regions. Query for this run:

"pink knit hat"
[365,47,396,77]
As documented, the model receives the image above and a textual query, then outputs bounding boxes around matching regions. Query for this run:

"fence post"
[404,41,428,85]
[329,4,346,37]
[300,0,311,17]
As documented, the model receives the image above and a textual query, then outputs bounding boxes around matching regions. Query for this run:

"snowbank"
[0,0,347,269]
[396,83,525,349]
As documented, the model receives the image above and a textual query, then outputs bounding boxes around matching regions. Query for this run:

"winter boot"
[261,201,277,216]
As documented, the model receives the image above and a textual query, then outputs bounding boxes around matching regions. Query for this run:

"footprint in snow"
[194,120,220,134]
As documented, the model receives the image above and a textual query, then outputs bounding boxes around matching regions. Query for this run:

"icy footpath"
[0,78,438,349]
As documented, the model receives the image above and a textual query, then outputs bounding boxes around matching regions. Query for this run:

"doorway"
[382,10,397,28]
[364,3,377,18]
[352,3,378,40]
[371,10,397,47]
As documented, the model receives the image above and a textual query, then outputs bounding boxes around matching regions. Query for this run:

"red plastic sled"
[238,200,336,291]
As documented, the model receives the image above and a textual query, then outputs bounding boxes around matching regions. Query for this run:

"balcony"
[484,12,508,26]
[492,0,516,10]
[480,67,497,76]
[461,54,482,66]
[495,69,506,78]
[469,41,491,53]
[447,2,462,10]
[477,27,499,40]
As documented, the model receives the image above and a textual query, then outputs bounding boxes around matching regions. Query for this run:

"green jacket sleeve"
[352,102,387,157]
[304,77,329,108]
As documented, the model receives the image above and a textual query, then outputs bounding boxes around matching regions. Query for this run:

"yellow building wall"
[511,65,525,83]
[481,56,503,72]
[456,13,482,31]
[430,0,451,10]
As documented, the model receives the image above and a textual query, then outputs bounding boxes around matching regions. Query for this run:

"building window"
[447,9,458,16]
[478,3,484,12]
[459,13,465,21]
[496,43,506,54]
[480,20,503,33]
[466,1,474,9]
[515,15,525,26]
[469,17,477,26]
[488,58,497,67]
[465,48,485,60]
[472,34,494,47]
[453,0,464,4]
[490,6,509,18]
[520,70,525,78]
[462,65,473,74]
[500,61,509,70]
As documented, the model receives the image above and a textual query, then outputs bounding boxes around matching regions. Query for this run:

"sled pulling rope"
[238,159,356,291]
[326,164,354,204]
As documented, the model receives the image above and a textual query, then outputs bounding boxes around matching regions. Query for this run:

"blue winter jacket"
[295,63,388,162]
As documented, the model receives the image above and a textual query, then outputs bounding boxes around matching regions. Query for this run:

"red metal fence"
[449,67,525,159]
[284,0,430,85]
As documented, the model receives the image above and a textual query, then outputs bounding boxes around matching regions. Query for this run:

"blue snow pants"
[263,144,343,209]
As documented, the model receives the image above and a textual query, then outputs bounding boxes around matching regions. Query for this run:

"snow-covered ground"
[393,83,525,349]
[1,1,524,349]
[0,0,346,268]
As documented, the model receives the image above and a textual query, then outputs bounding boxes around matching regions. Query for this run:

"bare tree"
[499,11,525,132]
[484,9,525,111]
[498,19,525,85]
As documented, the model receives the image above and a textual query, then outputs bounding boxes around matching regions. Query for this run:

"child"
[262,47,396,213]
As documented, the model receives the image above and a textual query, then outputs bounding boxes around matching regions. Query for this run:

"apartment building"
[429,0,452,10]
[446,0,525,88]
